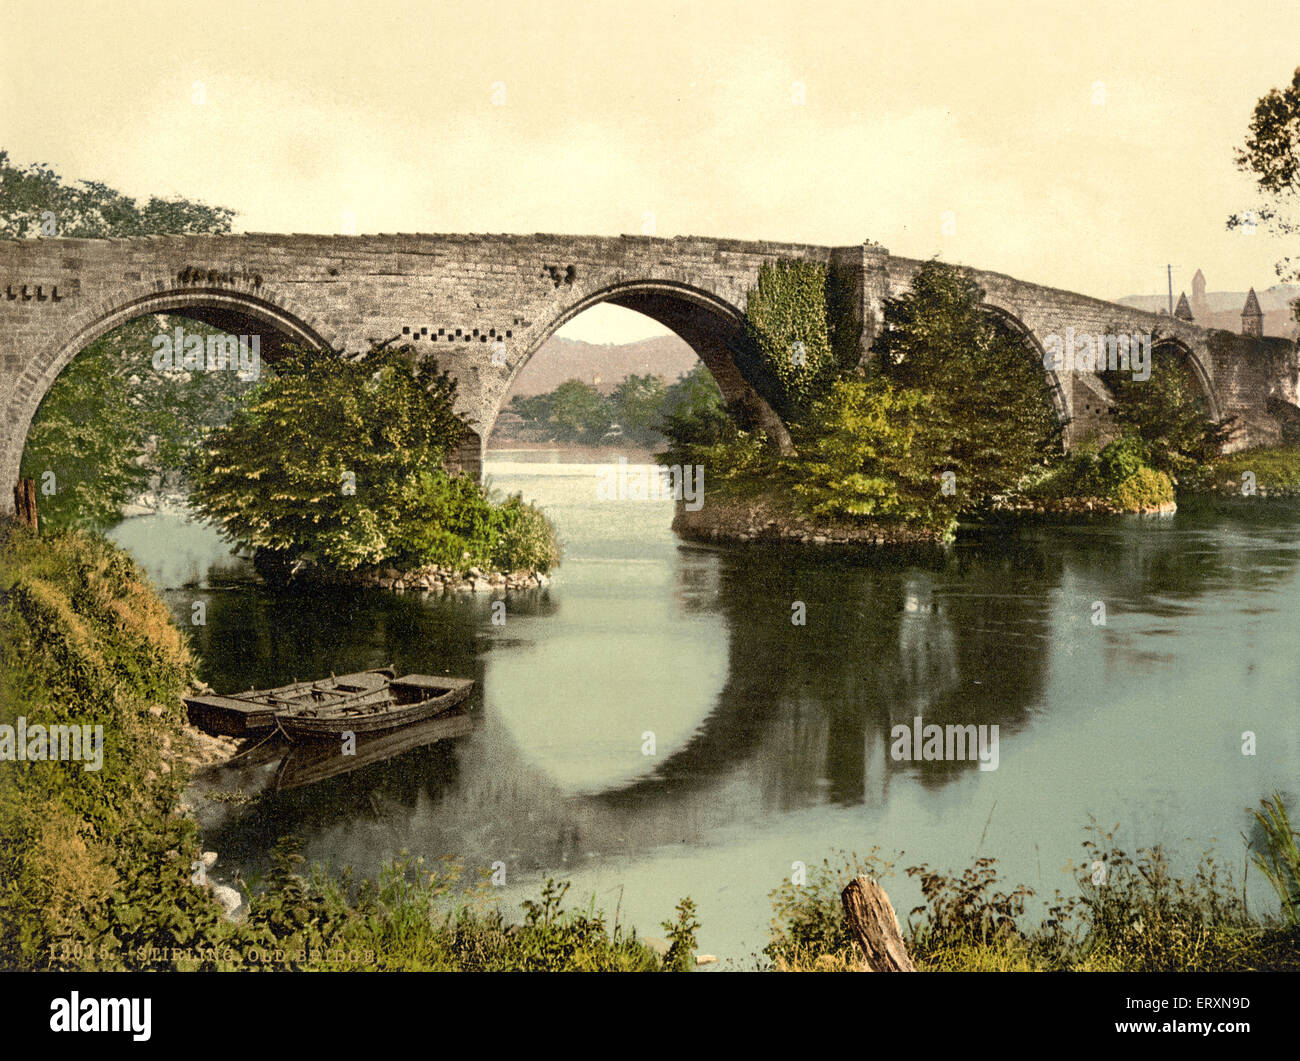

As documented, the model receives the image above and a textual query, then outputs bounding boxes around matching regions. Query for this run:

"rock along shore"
[987,496,1177,518]
[295,561,551,594]
[671,495,945,546]
[672,492,1178,547]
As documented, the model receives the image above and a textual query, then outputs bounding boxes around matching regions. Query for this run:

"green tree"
[507,391,555,430]
[1098,339,1230,476]
[20,316,255,530]
[659,363,729,448]
[547,379,613,443]
[1229,66,1300,319]
[189,345,468,573]
[871,260,1061,510]
[611,373,668,444]
[0,150,234,238]
[18,350,150,532]
[788,378,943,527]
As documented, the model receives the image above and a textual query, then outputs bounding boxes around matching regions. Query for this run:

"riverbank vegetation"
[1188,445,1300,498]
[1015,436,1176,514]
[504,363,728,448]
[766,810,1300,972]
[658,259,1258,541]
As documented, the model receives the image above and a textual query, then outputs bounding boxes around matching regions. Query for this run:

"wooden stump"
[12,477,37,532]
[840,876,915,972]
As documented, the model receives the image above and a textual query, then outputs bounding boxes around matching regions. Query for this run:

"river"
[107,450,1300,965]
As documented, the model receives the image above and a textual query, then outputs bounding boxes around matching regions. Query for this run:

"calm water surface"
[108,451,1300,963]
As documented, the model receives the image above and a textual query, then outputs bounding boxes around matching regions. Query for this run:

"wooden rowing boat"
[274,674,475,741]
[184,666,469,738]
[186,667,396,735]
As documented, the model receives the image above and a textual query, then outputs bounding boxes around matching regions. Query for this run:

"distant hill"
[508,335,698,396]
[1115,284,1300,339]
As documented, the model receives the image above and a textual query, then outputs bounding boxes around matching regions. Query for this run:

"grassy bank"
[1184,445,1300,499]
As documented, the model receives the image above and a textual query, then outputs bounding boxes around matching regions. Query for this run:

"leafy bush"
[389,471,503,569]
[1091,434,1148,487]
[191,344,557,577]
[1111,466,1175,511]
[388,472,560,573]
[871,261,1062,510]
[905,858,1034,954]
[1023,435,1174,511]
[493,494,561,573]
[787,378,949,529]
[1099,337,1230,476]
[764,850,898,969]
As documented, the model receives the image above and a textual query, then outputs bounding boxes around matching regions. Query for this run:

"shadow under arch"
[492,278,793,448]
[39,286,324,381]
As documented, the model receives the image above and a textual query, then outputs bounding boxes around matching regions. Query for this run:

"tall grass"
[1251,792,1300,927]
[768,812,1300,972]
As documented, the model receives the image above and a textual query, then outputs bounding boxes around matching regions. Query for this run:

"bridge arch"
[488,278,793,450]
[1152,336,1223,423]
[978,303,1072,437]
[3,286,328,495]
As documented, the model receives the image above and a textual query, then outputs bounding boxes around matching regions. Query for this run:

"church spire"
[1242,288,1263,337]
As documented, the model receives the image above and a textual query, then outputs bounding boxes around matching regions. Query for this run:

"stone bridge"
[2,231,1297,511]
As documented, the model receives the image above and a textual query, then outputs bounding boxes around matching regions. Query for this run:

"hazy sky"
[3,0,1297,343]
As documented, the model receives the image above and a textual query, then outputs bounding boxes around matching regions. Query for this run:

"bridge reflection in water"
[152,466,1300,961]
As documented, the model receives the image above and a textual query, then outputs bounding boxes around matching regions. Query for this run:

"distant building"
[1116,273,1297,339]
[1242,288,1264,337]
